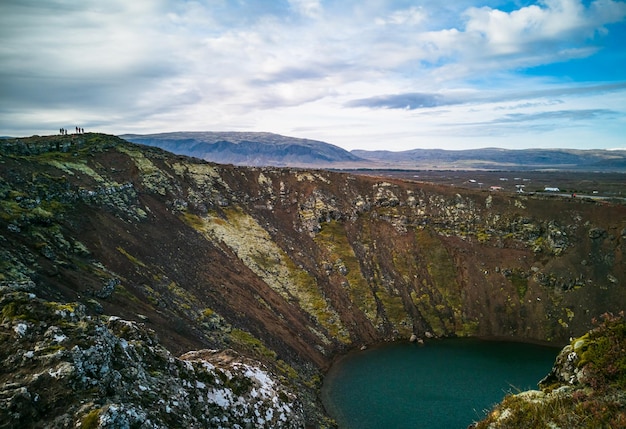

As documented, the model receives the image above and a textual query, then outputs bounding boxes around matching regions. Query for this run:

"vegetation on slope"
[474,313,626,428]
[1,133,625,426]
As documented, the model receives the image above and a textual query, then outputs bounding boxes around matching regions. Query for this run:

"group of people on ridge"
[59,127,85,135]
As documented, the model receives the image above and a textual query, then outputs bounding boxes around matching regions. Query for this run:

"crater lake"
[321,338,559,428]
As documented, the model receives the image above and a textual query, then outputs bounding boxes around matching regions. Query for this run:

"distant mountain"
[120,131,365,168]
[120,132,626,171]
[351,147,626,171]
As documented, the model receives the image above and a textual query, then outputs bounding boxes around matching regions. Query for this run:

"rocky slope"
[0,286,304,428]
[474,312,626,428]
[1,133,625,426]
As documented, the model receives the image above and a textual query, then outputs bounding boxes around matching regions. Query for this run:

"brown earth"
[1,134,625,426]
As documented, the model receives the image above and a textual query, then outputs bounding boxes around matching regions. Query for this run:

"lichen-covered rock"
[0,291,305,429]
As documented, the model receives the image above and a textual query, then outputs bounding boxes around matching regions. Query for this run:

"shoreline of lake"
[321,338,561,428]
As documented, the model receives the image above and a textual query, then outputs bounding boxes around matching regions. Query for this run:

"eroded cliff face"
[1,134,625,426]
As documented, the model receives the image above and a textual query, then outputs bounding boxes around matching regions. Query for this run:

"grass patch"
[316,220,377,324]
[2,301,34,322]
[81,408,101,429]
[112,284,140,303]
[230,328,277,360]
[116,246,146,267]
[510,272,528,299]
[576,313,626,390]
[179,211,205,230]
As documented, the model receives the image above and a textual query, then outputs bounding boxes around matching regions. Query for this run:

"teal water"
[321,339,558,429]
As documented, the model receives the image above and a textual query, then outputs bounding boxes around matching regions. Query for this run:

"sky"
[1,0,625,151]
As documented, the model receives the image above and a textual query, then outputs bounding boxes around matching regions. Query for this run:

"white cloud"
[462,0,626,59]
[0,0,624,150]
[288,0,323,19]
[376,6,427,26]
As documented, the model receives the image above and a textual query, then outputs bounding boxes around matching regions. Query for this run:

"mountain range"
[352,147,626,171]
[121,131,626,171]
[120,131,364,168]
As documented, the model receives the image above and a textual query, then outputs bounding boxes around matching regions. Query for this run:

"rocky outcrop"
[474,312,626,428]
[0,287,304,428]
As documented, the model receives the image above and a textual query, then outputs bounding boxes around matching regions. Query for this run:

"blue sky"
[1,0,625,151]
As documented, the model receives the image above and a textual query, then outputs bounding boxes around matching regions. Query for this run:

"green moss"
[2,301,25,321]
[476,230,490,243]
[304,372,322,389]
[415,228,464,336]
[410,291,446,337]
[377,291,411,336]
[81,408,101,429]
[116,246,146,267]
[316,220,377,324]
[577,314,626,389]
[39,344,65,355]
[190,207,349,344]
[0,200,27,222]
[284,257,350,343]
[166,281,199,310]
[45,302,77,313]
[416,229,460,305]
[7,190,27,199]
[277,359,299,381]
[2,300,38,323]
[458,320,480,336]
[180,211,205,230]
[230,328,277,360]
[46,160,107,183]
[142,285,160,306]
[510,272,529,299]
[116,146,172,195]
[112,284,140,303]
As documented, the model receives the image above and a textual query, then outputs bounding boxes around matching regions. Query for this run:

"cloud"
[495,108,620,123]
[0,1,181,113]
[426,108,623,141]
[288,0,323,19]
[375,6,427,26]
[408,0,626,78]
[347,92,461,109]
[347,82,626,110]
[0,0,624,150]
[464,0,585,55]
